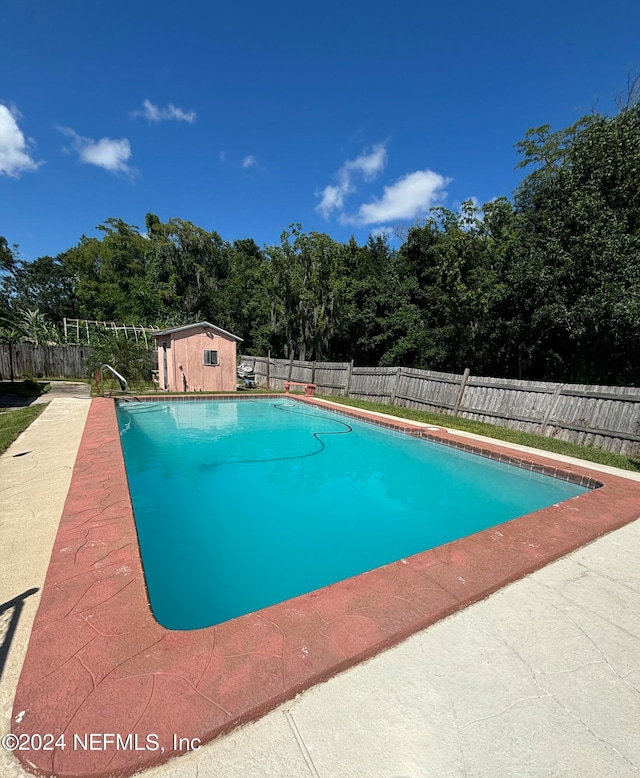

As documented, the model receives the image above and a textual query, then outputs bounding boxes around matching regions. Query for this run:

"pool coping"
[11,394,640,778]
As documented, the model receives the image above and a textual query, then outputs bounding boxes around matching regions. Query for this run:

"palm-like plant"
[18,308,62,346]
[86,331,154,385]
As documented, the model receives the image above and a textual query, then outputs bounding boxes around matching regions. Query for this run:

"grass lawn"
[0,404,48,454]
[318,395,640,473]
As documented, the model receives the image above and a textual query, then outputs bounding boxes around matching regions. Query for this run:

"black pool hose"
[200,401,353,469]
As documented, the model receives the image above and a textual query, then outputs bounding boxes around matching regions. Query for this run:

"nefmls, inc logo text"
[72,733,201,751]
[2,732,201,753]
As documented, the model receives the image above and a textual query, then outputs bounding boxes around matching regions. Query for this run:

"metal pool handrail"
[100,364,129,394]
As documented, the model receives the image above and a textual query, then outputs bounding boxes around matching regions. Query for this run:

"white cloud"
[219,150,227,163]
[351,170,450,225]
[316,184,345,215]
[242,154,258,169]
[133,99,196,124]
[370,226,395,239]
[59,126,134,176]
[0,104,40,178]
[344,144,387,181]
[316,144,387,218]
[80,137,132,172]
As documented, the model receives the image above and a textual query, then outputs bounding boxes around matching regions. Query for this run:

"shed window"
[203,349,219,366]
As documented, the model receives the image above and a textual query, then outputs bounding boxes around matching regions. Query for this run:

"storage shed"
[153,321,242,392]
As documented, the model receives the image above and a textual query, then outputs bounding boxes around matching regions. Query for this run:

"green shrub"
[87,332,154,385]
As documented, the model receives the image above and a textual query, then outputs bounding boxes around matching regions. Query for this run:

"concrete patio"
[1,397,639,777]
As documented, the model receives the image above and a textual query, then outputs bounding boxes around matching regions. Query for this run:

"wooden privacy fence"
[0,343,93,380]
[241,354,640,456]
[0,343,162,380]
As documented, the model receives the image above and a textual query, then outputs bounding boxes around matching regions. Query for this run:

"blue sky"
[2,0,639,261]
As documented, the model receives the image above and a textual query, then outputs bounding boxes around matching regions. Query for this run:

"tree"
[0,236,18,319]
[4,255,78,323]
[217,238,271,353]
[331,234,418,366]
[511,104,640,383]
[145,215,229,320]
[394,201,499,372]
[266,226,343,361]
[0,236,17,275]
[61,219,157,321]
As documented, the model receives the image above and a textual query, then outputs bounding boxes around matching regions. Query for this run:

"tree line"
[2,103,639,386]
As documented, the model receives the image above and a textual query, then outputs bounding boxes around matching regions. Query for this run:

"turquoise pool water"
[117,399,586,630]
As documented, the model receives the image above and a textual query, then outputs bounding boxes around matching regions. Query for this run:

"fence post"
[266,350,271,390]
[540,384,563,436]
[452,368,470,416]
[390,366,402,405]
[344,359,354,397]
[288,354,294,381]
[311,360,316,384]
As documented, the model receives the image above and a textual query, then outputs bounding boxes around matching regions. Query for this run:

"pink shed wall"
[156,326,238,392]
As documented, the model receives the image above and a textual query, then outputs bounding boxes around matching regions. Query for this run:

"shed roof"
[152,321,243,342]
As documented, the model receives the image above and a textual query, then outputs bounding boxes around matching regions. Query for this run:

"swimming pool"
[117,398,586,630]
[18,396,640,778]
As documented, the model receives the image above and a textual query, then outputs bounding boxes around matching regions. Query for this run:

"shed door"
[162,342,168,388]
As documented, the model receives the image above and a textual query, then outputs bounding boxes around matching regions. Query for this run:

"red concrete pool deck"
[11,396,640,778]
